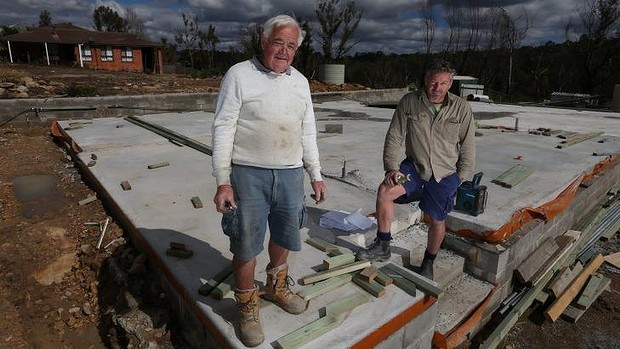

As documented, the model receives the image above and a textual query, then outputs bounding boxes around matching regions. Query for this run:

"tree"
[125,8,145,38]
[295,18,318,79]
[174,12,204,70]
[237,21,262,58]
[159,37,177,65]
[199,24,219,70]
[93,6,128,32]
[39,10,52,27]
[315,0,363,62]
[498,7,531,100]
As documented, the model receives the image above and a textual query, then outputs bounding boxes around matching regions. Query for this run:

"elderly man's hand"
[213,185,236,213]
[310,180,327,204]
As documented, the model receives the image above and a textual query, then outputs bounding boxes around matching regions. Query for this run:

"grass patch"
[0,67,30,83]
[66,84,99,97]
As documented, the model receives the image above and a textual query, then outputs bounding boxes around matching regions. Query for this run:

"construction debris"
[147,161,169,169]
[120,180,132,191]
[165,242,193,259]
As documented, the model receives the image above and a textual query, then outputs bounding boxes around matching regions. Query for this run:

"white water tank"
[319,64,345,85]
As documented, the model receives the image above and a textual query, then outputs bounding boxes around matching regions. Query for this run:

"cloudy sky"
[1,0,585,54]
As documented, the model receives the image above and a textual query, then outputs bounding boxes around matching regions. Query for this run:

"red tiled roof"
[1,23,161,47]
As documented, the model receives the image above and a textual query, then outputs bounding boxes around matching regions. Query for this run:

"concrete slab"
[53,97,620,347]
[56,112,436,348]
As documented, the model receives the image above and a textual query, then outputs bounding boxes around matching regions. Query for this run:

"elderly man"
[211,14,327,347]
[357,60,475,281]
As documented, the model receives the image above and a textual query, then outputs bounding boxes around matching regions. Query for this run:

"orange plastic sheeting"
[351,296,436,349]
[50,120,83,153]
[431,284,498,349]
[454,155,619,244]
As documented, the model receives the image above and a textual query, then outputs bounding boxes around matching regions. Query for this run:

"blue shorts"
[394,158,461,221]
[221,164,306,261]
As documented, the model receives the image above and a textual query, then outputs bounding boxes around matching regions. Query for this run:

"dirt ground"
[0,64,619,349]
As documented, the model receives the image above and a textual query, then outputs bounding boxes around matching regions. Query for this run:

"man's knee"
[377,183,403,202]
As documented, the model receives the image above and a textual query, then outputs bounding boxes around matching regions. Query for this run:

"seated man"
[356,60,475,280]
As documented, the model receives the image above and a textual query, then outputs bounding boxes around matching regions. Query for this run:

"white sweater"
[211,57,323,186]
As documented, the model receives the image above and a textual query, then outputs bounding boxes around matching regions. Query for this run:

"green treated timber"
[575,273,604,310]
[198,264,233,297]
[305,237,340,254]
[323,253,356,270]
[382,263,442,298]
[211,273,235,300]
[147,161,169,169]
[381,269,416,297]
[125,116,213,155]
[297,274,353,301]
[557,131,604,148]
[352,274,385,297]
[301,261,371,285]
[375,270,393,286]
[491,164,534,188]
[275,292,369,349]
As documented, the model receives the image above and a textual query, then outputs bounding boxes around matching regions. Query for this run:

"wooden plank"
[211,273,235,300]
[323,253,356,270]
[198,264,234,296]
[358,266,379,282]
[301,261,371,285]
[305,237,340,254]
[556,131,604,149]
[382,263,442,298]
[562,277,610,323]
[514,238,559,284]
[545,254,605,322]
[297,274,353,301]
[575,273,604,310]
[191,196,203,209]
[275,292,369,349]
[147,161,169,169]
[353,274,385,297]
[120,180,132,191]
[605,251,620,269]
[375,270,393,286]
[547,262,583,298]
[529,234,578,286]
[491,164,534,188]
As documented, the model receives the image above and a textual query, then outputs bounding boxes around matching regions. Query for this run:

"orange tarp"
[452,155,619,244]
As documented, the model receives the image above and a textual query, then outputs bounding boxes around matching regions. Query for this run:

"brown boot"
[263,263,307,314]
[234,286,264,347]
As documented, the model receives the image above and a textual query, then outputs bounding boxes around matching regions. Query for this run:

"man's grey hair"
[262,15,305,47]
[425,59,456,79]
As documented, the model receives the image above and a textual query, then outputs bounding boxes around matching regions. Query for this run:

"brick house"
[2,23,163,74]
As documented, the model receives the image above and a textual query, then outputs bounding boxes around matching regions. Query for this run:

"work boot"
[418,258,434,281]
[356,238,391,262]
[263,263,307,314]
[234,286,264,347]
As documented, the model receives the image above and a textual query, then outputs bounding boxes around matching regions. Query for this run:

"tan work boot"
[234,286,264,347]
[263,263,307,314]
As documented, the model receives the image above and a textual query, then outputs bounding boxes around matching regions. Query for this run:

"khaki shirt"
[383,90,476,182]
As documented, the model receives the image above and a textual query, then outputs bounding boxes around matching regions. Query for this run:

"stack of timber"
[482,204,620,349]
[301,237,443,299]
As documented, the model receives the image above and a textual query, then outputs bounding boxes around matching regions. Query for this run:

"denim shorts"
[221,164,306,261]
[394,158,461,221]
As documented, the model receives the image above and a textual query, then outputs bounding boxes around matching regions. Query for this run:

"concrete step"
[435,273,495,336]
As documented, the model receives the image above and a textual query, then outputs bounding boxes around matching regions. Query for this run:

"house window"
[121,47,133,62]
[82,45,92,61]
[101,46,113,61]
